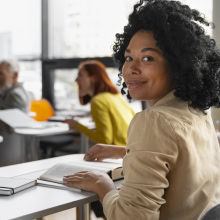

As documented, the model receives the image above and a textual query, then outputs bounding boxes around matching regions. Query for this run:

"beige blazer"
[103,91,220,220]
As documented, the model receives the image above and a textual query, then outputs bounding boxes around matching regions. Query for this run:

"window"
[54,68,78,110]
[0,0,42,99]
[48,0,137,58]
[19,60,42,100]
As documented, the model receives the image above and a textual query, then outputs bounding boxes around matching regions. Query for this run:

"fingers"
[64,171,88,178]
[63,171,101,192]
[63,119,77,129]
[84,153,99,161]
[63,176,84,188]
[84,145,100,161]
[84,144,119,161]
[84,153,104,161]
[63,172,88,188]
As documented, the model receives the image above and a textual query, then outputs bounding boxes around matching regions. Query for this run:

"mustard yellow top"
[75,92,135,145]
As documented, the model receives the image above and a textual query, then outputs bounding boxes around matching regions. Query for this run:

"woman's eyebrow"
[125,47,161,54]
[141,47,161,54]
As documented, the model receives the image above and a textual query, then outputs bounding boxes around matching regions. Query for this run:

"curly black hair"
[113,0,220,110]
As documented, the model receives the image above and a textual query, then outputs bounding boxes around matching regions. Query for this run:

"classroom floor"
[43,207,104,220]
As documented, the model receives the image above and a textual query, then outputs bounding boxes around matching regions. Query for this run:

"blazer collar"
[153,90,176,107]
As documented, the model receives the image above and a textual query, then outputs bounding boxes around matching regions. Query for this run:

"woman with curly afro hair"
[63,1,220,219]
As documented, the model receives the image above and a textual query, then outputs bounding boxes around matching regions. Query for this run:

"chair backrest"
[201,204,220,220]
[30,99,55,121]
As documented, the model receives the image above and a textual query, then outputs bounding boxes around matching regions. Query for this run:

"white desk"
[14,123,90,162]
[14,122,70,137]
[0,154,122,220]
[0,109,92,164]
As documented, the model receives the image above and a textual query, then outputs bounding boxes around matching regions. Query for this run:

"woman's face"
[122,30,173,106]
[75,66,94,97]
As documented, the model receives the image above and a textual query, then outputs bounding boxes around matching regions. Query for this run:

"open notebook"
[39,158,123,183]
[37,156,123,191]
[0,109,59,129]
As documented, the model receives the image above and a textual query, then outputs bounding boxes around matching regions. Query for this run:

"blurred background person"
[0,60,30,113]
[65,60,135,146]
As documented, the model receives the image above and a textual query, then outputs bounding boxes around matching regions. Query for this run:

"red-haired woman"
[65,60,135,146]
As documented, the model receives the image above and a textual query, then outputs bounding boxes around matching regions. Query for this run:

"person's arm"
[75,98,113,144]
[63,111,178,219]
[102,111,179,220]
[84,143,126,161]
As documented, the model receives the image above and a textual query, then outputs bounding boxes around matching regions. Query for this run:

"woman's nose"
[129,61,141,75]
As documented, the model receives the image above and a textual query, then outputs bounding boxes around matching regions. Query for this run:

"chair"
[30,99,77,158]
[201,204,220,220]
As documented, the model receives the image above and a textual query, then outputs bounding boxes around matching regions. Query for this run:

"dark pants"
[91,200,104,217]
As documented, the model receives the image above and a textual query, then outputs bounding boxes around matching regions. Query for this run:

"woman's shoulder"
[134,100,206,132]
[132,108,169,126]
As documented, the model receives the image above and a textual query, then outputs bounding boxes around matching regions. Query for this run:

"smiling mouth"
[126,81,147,90]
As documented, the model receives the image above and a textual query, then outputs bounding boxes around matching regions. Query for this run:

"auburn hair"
[79,60,119,105]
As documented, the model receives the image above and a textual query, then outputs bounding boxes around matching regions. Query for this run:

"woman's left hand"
[64,119,78,129]
[63,171,116,201]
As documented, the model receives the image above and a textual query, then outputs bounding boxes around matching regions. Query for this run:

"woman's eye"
[124,56,132,62]
[143,56,153,62]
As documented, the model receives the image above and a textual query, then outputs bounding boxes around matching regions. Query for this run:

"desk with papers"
[0,109,95,162]
[0,154,122,220]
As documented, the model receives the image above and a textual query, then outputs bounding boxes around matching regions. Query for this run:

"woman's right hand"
[64,119,78,129]
[84,144,126,161]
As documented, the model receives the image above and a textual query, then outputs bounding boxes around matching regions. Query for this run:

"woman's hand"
[84,144,126,161]
[64,119,78,129]
[63,171,116,201]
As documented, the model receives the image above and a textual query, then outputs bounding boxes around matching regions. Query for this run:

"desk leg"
[21,135,34,162]
[29,136,40,161]
[80,133,89,153]
[22,136,40,162]
[76,203,90,220]
[20,135,27,162]
[84,203,90,220]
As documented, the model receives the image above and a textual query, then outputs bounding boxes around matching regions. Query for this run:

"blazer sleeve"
[76,98,113,144]
[103,110,179,220]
